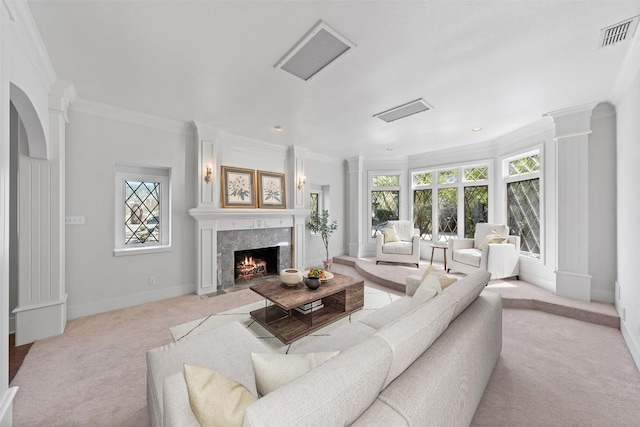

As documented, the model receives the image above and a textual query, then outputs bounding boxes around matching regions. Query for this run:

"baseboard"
[591,288,615,303]
[0,387,18,426]
[66,283,195,320]
[621,319,640,372]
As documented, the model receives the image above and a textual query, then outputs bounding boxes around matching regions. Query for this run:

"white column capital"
[48,80,76,122]
[546,103,597,140]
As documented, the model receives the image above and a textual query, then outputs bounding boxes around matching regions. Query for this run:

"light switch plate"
[65,216,85,225]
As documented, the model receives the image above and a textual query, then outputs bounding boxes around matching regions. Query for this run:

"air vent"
[599,16,639,48]
[373,99,434,123]
[275,21,355,81]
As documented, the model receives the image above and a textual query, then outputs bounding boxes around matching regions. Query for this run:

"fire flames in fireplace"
[237,255,266,277]
[234,246,279,283]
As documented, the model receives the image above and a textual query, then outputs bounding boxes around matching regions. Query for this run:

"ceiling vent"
[599,16,639,48]
[275,20,355,81]
[373,99,434,123]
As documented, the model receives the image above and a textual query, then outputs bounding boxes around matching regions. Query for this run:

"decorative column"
[547,104,596,301]
[191,122,222,295]
[347,156,363,257]
[193,121,222,208]
[12,81,74,345]
[289,146,307,269]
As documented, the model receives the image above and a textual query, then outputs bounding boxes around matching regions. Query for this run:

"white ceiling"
[28,1,640,159]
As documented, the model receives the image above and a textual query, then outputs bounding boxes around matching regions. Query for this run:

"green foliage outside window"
[413,172,432,186]
[372,175,399,186]
[438,169,458,184]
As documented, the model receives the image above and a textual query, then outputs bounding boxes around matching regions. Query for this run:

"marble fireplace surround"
[188,208,308,295]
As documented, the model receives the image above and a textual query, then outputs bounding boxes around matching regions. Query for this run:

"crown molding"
[8,0,57,87]
[192,121,221,141]
[611,26,640,106]
[49,80,77,122]
[70,98,193,136]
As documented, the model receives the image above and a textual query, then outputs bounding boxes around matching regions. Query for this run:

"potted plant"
[307,209,338,269]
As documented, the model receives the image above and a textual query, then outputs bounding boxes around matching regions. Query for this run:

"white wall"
[64,104,196,319]
[616,63,640,369]
[589,103,617,302]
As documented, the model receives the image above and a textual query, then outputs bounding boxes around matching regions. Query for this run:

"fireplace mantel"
[189,207,309,295]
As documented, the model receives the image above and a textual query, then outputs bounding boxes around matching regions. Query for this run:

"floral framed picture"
[257,170,286,209]
[221,166,256,208]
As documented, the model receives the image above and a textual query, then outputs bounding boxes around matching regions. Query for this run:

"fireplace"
[216,227,293,288]
[234,246,279,283]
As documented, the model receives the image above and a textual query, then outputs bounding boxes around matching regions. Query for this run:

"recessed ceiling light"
[472,127,483,132]
[273,125,284,132]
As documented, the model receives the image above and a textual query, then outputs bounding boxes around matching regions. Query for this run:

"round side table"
[429,243,448,271]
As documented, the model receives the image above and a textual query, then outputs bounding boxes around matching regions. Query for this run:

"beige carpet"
[10,263,640,426]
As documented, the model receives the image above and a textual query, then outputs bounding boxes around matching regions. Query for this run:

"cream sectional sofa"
[146,270,501,426]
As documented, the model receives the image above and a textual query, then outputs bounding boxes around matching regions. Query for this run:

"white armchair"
[446,223,520,280]
[375,220,420,268]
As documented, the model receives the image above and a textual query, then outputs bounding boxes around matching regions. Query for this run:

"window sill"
[113,244,172,257]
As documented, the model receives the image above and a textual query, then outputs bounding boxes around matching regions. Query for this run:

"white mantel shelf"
[188,207,309,221]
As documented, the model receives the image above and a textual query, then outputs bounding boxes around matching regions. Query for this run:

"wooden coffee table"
[249,271,364,344]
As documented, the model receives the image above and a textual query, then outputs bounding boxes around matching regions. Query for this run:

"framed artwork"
[257,170,286,209]
[221,166,256,208]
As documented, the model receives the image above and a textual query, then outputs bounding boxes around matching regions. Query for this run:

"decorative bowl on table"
[280,269,303,287]
[303,268,334,283]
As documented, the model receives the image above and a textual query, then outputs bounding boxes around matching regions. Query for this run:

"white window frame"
[368,170,403,242]
[308,184,328,236]
[410,160,492,242]
[114,164,172,256]
[502,146,543,260]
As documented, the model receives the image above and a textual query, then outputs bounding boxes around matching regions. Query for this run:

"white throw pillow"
[380,226,400,243]
[183,363,256,427]
[479,229,507,251]
[251,351,339,396]
[411,273,441,309]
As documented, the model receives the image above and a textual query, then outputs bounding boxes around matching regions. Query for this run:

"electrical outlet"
[149,276,156,286]
[65,216,85,225]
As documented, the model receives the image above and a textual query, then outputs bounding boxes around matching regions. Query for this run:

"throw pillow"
[419,265,458,289]
[479,229,507,251]
[380,226,400,243]
[183,363,256,427]
[251,351,339,396]
[410,274,440,308]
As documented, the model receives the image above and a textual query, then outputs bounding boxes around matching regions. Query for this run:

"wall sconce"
[204,165,212,184]
[297,176,306,190]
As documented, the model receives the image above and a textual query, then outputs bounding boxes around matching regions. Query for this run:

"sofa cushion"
[374,292,502,427]
[382,241,413,255]
[375,292,459,388]
[183,363,256,427]
[442,269,491,318]
[291,321,378,352]
[146,321,269,427]
[250,351,339,396]
[359,296,412,330]
[243,335,393,427]
[410,275,440,309]
[453,248,482,267]
[380,226,400,243]
[389,221,415,241]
